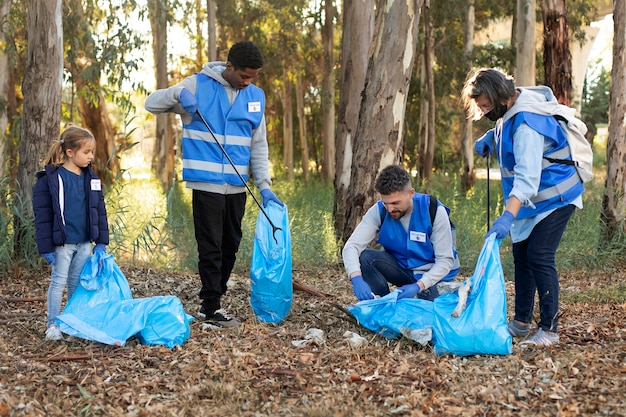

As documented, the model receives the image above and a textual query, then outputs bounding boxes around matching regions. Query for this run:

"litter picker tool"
[486,154,491,232]
[194,109,282,243]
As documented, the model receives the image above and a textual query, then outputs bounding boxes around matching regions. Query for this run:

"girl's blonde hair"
[43,126,96,167]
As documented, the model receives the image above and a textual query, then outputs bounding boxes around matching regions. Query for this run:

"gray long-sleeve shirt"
[144,61,272,194]
[342,203,459,290]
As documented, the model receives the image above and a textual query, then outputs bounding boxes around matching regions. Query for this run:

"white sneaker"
[45,326,63,341]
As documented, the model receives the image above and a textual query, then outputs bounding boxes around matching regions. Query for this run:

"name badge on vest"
[248,102,261,113]
[409,231,426,243]
[91,179,102,191]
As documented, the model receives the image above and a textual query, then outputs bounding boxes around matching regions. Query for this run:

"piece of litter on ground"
[291,328,325,348]
[342,330,368,347]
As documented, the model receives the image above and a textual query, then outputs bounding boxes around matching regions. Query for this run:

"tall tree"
[340,0,424,241]
[602,1,626,241]
[17,0,63,253]
[542,0,572,105]
[515,0,536,85]
[460,0,475,193]
[295,73,309,180]
[281,69,294,181]
[418,3,435,184]
[0,0,10,179]
[149,0,176,190]
[207,0,217,61]
[333,0,374,237]
[321,0,336,181]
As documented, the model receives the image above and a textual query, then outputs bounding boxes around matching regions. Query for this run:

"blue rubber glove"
[179,88,198,115]
[42,252,55,266]
[397,283,421,300]
[351,275,374,301]
[486,210,515,239]
[260,189,284,208]
[474,129,495,157]
[94,243,106,254]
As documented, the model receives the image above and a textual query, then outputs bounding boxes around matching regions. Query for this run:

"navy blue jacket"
[32,164,109,255]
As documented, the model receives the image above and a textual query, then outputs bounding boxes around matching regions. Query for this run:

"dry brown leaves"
[0,264,624,416]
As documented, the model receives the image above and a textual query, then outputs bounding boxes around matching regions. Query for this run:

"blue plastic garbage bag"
[348,291,434,344]
[250,201,293,323]
[56,252,193,347]
[432,234,512,356]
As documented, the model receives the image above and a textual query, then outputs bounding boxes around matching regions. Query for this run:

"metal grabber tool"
[195,109,282,243]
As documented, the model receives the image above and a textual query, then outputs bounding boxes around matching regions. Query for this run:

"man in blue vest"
[145,41,283,328]
[342,165,460,302]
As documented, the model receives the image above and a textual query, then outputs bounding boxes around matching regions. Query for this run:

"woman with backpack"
[462,68,585,347]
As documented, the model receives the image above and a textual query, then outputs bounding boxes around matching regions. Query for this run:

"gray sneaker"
[508,320,531,338]
[45,325,63,341]
[520,328,559,347]
[203,309,241,328]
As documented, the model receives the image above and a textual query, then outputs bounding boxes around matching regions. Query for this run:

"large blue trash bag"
[348,291,435,344]
[250,201,293,323]
[432,234,512,356]
[56,251,193,348]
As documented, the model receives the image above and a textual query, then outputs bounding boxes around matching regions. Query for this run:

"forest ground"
[0,263,624,417]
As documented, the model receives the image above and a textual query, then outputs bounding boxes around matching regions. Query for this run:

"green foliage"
[581,65,610,139]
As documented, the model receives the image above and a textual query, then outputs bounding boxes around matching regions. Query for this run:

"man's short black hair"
[228,41,264,70]
[375,165,412,195]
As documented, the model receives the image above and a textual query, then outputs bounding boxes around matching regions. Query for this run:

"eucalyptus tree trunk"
[0,0,9,179]
[296,74,310,181]
[418,3,435,186]
[542,0,572,105]
[17,0,62,255]
[340,0,424,241]
[282,69,294,182]
[333,0,374,237]
[461,0,476,193]
[321,0,336,181]
[207,0,217,61]
[602,0,626,241]
[515,0,536,85]
[149,0,176,190]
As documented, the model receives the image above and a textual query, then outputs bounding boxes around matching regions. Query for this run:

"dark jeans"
[359,249,440,301]
[512,204,575,333]
[192,190,246,313]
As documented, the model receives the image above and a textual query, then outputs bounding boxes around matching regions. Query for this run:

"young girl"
[33,126,109,341]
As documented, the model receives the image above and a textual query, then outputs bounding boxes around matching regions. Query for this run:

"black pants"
[192,189,246,313]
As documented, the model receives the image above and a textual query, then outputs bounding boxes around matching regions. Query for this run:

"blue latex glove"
[260,189,284,208]
[179,88,198,115]
[397,283,421,300]
[474,129,495,157]
[351,275,374,301]
[42,252,55,266]
[486,210,515,239]
[94,243,106,254]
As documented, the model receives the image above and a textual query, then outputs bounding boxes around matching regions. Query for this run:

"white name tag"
[91,179,102,191]
[410,231,426,242]
[248,102,261,113]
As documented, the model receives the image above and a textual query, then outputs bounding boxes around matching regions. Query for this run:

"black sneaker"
[203,309,241,328]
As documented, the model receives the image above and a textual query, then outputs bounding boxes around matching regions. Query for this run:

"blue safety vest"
[499,112,584,219]
[181,73,265,185]
[377,194,457,281]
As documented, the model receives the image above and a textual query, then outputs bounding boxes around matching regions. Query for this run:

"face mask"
[484,103,508,121]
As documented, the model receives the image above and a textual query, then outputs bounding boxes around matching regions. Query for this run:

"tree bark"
[207,0,217,61]
[542,0,572,105]
[602,0,626,241]
[149,0,176,190]
[0,0,9,179]
[461,0,476,193]
[282,69,294,182]
[321,0,336,181]
[296,74,310,181]
[419,4,435,186]
[515,0,536,85]
[17,0,63,254]
[333,0,374,238]
[340,0,424,242]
